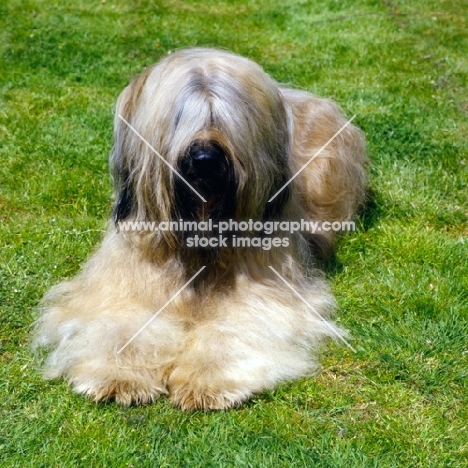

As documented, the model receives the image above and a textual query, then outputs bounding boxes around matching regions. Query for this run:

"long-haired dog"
[34,48,366,410]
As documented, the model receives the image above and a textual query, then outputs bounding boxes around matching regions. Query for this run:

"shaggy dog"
[34,48,367,410]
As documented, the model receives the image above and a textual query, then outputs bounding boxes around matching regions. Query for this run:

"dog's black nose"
[189,143,224,166]
[191,149,218,162]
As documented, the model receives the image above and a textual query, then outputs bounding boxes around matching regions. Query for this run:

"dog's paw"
[73,380,168,406]
[169,383,249,411]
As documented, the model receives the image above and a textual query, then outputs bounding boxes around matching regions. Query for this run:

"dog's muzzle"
[175,140,236,223]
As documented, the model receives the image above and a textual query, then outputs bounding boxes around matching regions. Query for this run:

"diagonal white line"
[118,114,207,203]
[117,266,206,354]
[268,266,356,352]
[268,115,356,203]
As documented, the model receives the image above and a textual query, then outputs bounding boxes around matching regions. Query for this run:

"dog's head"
[111,48,293,247]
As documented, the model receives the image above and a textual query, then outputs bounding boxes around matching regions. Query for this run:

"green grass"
[1,0,467,466]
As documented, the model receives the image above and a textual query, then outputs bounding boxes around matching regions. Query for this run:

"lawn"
[1,0,467,466]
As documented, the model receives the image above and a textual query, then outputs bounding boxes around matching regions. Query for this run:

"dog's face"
[111,48,293,247]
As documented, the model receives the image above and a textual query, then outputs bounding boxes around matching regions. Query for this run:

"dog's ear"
[110,103,136,224]
[263,173,291,220]
[110,70,153,224]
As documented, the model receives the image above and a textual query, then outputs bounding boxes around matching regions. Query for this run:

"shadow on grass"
[315,187,383,276]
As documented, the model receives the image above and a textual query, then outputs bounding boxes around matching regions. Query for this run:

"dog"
[34,48,367,410]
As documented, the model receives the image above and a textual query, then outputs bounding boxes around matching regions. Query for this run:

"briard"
[34,48,367,410]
